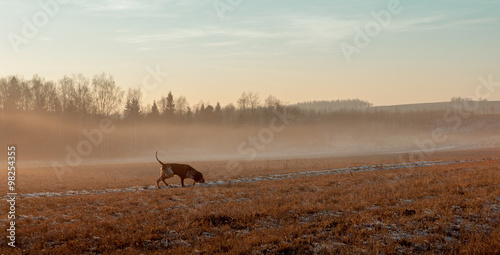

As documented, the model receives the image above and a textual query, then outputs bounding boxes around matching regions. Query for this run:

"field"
[1,148,500,254]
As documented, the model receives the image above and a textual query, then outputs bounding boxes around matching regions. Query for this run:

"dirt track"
[8,157,496,199]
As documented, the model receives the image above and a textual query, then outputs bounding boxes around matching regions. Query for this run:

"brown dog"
[155,151,205,188]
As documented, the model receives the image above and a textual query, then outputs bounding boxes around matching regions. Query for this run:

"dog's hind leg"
[162,178,169,187]
[156,177,163,188]
[181,177,185,187]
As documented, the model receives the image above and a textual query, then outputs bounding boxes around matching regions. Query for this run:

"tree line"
[0,74,299,125]
[0,74,492,128]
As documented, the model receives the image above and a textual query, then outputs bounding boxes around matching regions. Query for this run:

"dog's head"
[193,171,205,183]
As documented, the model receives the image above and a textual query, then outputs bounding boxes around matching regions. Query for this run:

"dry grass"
[4,148,499,194]
[1,149,500,254]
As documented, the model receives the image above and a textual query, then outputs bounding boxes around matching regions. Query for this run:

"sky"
[1,0,499,107]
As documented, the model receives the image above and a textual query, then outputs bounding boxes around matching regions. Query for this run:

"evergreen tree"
[124,98,141,119]
[149,100,160,119]
[215,102,223,123]
[165,91,175,117]
[123,88,141,120]
[186,106,193,122]
[205,104,214,122]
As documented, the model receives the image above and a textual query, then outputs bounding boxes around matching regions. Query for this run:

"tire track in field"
[5,158,496,199]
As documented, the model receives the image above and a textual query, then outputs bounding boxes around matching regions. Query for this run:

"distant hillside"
[293,99,372,112]
[373,100,500,114]
[294,99,500,115]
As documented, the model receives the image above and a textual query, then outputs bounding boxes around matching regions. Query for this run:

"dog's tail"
[155,151,165,165]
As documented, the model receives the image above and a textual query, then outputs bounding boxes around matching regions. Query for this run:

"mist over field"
[1,74,500,167]
[5,113,500,165]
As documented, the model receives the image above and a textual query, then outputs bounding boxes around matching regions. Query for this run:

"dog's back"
[169,163,194,178]
[171,163,205,184]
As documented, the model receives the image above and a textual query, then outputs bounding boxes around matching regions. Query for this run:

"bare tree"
[31,75,46,112]
[58,75,76,113]
[42,81,59,113]
[158,96,167,115]
[238,91,260,111]
[0,76,23,112]
[92,73,124,116]
[69,74,94,115]
[222,103,237,123]
[247,92,260,110]
[265,95,281,109]
[237,92,249,111]
[175,96,188,116]
[30,75,59,113]
[18,79,33,111]
[0,77,6,111]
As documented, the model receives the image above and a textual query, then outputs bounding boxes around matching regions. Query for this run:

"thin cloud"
[38,37,53,42]
[388,14,498,32]
[388,15,446,32]
[71,0,180,18]
[116,27,278,44]
[115,12,359,55]
[280,13,359,51]
[73,0,154,12]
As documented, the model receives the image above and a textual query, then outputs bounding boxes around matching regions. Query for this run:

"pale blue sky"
[1,0,499,106]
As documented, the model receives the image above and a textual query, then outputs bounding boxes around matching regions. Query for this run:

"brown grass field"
[1,148,500,254]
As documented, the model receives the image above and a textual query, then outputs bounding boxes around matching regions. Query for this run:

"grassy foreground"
[1,150,500,254]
